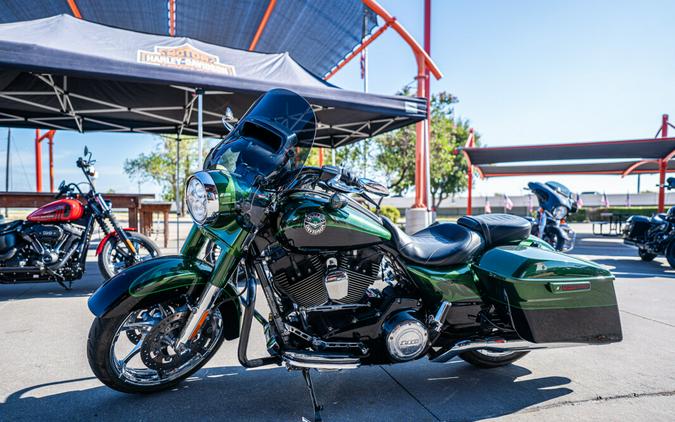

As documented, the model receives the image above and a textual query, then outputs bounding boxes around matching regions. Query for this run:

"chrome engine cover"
[383,312,429,362]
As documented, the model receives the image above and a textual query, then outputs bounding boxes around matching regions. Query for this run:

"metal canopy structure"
[0,15,426,147]
[461,115,675,214]
[0,0,444,215]
[0,0,379,79]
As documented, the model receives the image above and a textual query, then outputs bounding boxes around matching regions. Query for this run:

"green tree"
[124,136,202,202]
[373,91,479,209]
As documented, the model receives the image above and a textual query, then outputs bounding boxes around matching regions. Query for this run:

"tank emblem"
[304,212,326,235]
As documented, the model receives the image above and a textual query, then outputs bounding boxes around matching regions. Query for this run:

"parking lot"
[1,226,675,421]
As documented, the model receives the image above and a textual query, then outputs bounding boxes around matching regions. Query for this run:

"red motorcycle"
[0,147,160,288]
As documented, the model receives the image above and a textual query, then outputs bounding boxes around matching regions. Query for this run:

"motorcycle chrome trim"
[300,303,371,313]
[431,337,587,363]
[238,272,281,368]
[176,283,222,349]
[185,171,220,225]
[282,351,360,370]
[432,301,451,331]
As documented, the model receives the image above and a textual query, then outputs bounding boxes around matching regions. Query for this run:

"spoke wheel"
[98,232,160,280]
[87,301,225,393]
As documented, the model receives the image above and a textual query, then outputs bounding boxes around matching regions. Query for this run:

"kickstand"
[301,369,323,422]
[56,279,72,290]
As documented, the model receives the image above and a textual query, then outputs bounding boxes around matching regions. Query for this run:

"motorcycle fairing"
[88,256,240,339]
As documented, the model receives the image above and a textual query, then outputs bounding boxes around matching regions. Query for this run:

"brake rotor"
[140,311,215,372]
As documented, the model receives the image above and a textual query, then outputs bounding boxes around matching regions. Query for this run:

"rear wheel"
[459,349,529,369]
[98,232,160,280]
[639,249,657,262]
[542,230,565,251]
[87,299,225,394]
[666,243,675,268]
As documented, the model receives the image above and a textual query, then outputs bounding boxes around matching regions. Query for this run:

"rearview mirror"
[359,178,389,196]
[222,106,236,133]
[84,146,89,156]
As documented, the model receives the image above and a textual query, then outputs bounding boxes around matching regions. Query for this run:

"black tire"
[87,309,225,394]
[639,249,657,262]
[666,243,675,268]
[98,232,160,280]
[459,350,529,369]
[543,230,565,251]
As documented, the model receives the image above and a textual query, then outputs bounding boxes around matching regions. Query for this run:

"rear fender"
[87,255,241,340]
[95,228,136,256]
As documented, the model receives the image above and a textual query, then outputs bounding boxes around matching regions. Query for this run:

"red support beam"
[168,0,176,36]
[35,129,42,193]
[658,114,669,212]
[67,0,82,19]
[325,21,392,80]
[249,0,277,51]
[48,135,55,193]
[34,129,56,193]
[465,129,475,215]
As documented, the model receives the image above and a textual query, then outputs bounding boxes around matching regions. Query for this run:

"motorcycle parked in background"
[623,177,675,267]
[527,181,578,251]
[86,90,621,421]
[0,147,160,288]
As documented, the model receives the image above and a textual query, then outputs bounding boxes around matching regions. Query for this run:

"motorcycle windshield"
[204,88,316,191]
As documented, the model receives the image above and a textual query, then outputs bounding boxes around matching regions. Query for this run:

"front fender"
[87,255,241,339]
[95,228,136,256]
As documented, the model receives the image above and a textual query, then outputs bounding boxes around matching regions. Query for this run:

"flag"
[504,194,514,211]
[601,192,610,208]
[360,49,366,79]
[625,192,631,207]
[576,193,584,209]
[484,196,492,214]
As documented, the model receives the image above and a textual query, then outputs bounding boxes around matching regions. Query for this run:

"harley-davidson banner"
[137,43,236,76]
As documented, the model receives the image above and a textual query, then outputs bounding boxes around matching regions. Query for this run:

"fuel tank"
[27,199,84,223]
[276,191,391,251]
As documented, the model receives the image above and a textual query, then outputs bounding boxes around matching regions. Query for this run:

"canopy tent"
[0,15,426,147]
[0,0,378,79]
[460,115,675,213]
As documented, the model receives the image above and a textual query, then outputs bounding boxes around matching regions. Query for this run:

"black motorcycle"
[527,181,577,251]
[0,147,160,288]
[623,178,675,267]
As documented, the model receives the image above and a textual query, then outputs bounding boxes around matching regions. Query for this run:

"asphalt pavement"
[1,226,674,421]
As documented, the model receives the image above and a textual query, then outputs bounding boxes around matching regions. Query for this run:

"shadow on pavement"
[1,362,573,421]
[591,258,675,279]
[0,262,102,302]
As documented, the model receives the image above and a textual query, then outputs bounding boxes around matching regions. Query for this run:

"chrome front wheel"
[87,301,225,393]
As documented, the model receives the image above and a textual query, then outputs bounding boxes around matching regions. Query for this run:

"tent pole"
[332,148,336,166]
[197,89,204,167]
[5,128,10,193]
[176,136,181,253]
[658,114,669,212]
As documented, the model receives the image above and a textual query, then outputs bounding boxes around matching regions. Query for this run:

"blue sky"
[3,0,674,198]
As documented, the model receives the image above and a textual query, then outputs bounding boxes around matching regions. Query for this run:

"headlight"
[185,171,220,225]
[552,206,567,220]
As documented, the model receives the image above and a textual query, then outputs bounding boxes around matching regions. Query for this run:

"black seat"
[0,220,21,233]
[382,218,484,267]
[457,214,530,247]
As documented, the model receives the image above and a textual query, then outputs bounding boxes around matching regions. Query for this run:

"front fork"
[176,224,250,350]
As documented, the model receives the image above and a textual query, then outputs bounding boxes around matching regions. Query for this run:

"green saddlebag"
[474,245,622,344]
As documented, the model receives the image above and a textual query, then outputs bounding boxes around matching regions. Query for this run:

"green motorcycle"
[86,89,622,421]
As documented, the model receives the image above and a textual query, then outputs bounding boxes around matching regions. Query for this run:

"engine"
[268,248,382,307]
[0,223,83,281]
[266,246,430,363]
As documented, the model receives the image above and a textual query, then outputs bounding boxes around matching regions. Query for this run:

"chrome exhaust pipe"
[430,337,586,363]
